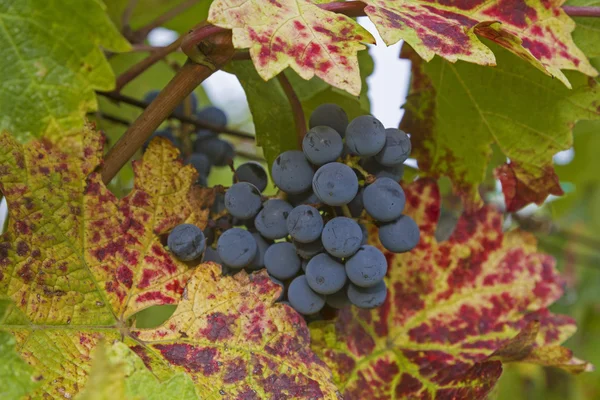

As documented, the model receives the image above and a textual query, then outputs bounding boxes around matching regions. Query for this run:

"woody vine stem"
[99,2,600,185]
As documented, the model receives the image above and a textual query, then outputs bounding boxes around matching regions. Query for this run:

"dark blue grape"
[195,129,216,143]
[175,92,198,115]
[255,199,292,240]
[302,126,343,166]
[286,205,323,243]
[271,151,314,194]
[167,224,205,261]
[264,242,301,280]
[211,192,226,214]
[345,245,387,287]
[248,232,272,271]
[347,281,387,309]
[362,158,405,181]
[143,90,160,104]
[288,275,325,315]
[375,128,411,166]
[195,137,234,166]
[358,222,369,245]
[235,162,268,192]
[347,189,364,217]
[217,228,257,268]
[186,153,212,178]
[363,177,406,222]
[379,215,420,253]
[225,182,262,219]
[301,259,308,272]
[326,287,351,309]
[321,217,362,258]
[309,103,349,137]
[202,246,222,264]
[345,115,386,156]
[305,253,346,295]
[197,106,227,127]
[312,162,358,206]
[293,239,324,260]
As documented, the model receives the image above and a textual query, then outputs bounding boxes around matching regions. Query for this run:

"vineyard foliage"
[0,0,599,399]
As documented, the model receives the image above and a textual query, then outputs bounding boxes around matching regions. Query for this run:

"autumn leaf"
[400,42,600,212]
[363,0,597,88]
[0,0,130,144]
[310,179,591,399]
[208,0,375,96]
[0,128,337,399]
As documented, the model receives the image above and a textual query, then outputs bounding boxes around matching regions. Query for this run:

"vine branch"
[277,73,306,149]
[98,91,254,139]
[562,6,600,17]
[100,31,235,184]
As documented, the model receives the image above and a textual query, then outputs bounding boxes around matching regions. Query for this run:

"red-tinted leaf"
[364,0,597,87]
[310,179,591,399]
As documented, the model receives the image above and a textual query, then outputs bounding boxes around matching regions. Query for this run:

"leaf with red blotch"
[400,42,600,212]
[363,0,597,88]
[208,0,375,96]
[0,128,338,398]
[310,179,592,400]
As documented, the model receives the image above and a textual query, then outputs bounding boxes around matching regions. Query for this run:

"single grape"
[288,275,325,315]
[217,228,257,268]
[305,253,346,295]
[195,129,216,142]
[347,281,387,309]
[293,239,324,260]
[345,245,387,287]
[264,242,301,280]
[287,190,320,207]
[143,129,180,152]
[254,199,292,240]
[211,192,226,214]
[286,205,323,244]
[301,259,308,272]
[302,126,343,166]
[345,115,386,156]
[197,106,227,127]
[375,128,411,166]
[312,162,358,206]
[195,137,234,166]
[271,151,314,194]
[186,153,212,178]
[247,232,272,271]
[309,103,349,136]
[225,182,262,220]
[347,189,364,218]
[326,287,351,309]
[235,162,268,192]
[269,276,285,301]
[167,224,205,261]
[363,177,406,222]
[321,217,362,258]
[379,215,420,253]
[362,158,405,181]
[358,222,369,245]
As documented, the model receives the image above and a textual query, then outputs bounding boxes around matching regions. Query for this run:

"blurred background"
[2,2,596,398]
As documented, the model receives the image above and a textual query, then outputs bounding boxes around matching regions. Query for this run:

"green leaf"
[0,0,130,143]
[227,60,296,167]
[77,341,199,400]
[0,330,39,400]
[567,0,600,59]
[401,41,600,212]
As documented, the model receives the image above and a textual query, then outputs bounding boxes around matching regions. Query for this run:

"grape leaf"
[310,179,591,399]
[0,128,337,398]
[567,0,600,59]
[400,42,600,212]
[0,328,39,399]
[363,0,597,88]
[0,0,130,143]
[208,0,375,96]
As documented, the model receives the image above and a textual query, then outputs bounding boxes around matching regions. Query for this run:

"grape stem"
[100,31,235,184]
[277,73,306,149]
[341,205,353,219]
[97,91,255,140]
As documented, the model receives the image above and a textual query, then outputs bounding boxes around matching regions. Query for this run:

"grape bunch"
[143,91,235,187]
[165,103,419,317]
